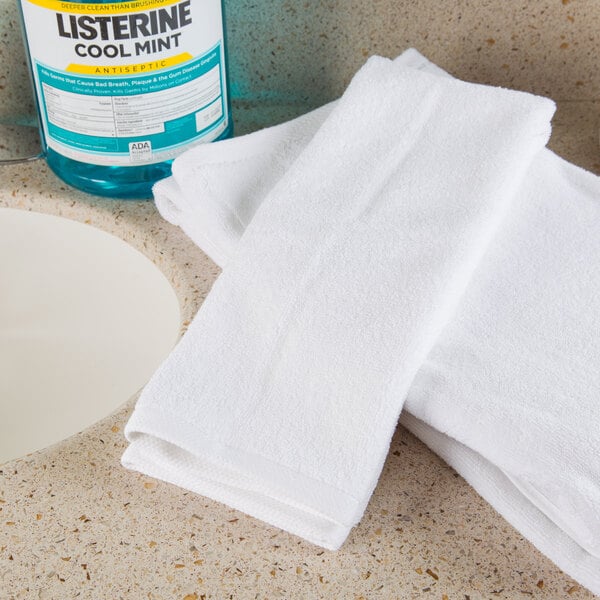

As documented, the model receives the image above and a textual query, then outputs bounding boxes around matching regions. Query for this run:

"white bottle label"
[20,0,230,166]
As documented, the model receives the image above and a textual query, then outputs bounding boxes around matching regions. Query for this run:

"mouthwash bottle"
[18,0,232,198]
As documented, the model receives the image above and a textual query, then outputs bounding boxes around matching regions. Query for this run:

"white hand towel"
[403,149,600,593]
[122,55,553,550]
[151,50,600,595]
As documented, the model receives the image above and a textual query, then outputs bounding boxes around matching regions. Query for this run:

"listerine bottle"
[18,0,232,198]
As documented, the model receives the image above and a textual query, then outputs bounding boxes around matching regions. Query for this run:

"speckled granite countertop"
[1,1,599,598]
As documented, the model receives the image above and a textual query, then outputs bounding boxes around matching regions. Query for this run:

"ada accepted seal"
[129,140,153,162]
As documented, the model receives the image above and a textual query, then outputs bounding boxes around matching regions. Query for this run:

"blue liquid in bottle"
[18,0,232,199]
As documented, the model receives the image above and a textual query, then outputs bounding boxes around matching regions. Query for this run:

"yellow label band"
[66,51,192,75]
[25,0,181,15]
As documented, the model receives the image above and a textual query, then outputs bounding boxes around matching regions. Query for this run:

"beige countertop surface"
[1,1,600,599]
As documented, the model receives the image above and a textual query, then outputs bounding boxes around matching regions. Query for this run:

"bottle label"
[20,0,229,166]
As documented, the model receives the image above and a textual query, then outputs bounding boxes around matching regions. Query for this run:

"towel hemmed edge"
[122,408,364,550]
[399,412,600,597]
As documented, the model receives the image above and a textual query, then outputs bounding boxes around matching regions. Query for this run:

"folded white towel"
[123,55,553,550]
[152,50,600,595]
[404,148,600,590]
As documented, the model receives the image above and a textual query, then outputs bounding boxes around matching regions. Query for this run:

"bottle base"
[45,121,234,200]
